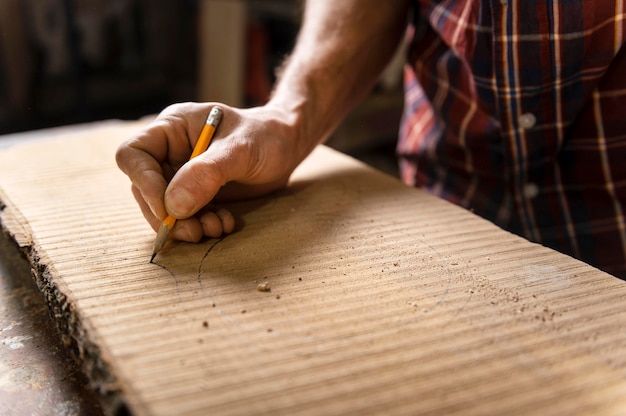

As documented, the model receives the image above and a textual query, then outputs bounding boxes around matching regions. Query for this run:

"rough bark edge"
[0,201,132,416]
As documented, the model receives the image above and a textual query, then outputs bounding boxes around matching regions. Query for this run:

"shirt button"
[519,113,536,129]
[523,183,539,199]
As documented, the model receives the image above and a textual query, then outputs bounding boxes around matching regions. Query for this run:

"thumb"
[164,155,232,219]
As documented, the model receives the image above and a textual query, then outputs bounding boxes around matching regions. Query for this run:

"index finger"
[115,103,212,218]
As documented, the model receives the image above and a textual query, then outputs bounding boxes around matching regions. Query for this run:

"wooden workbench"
[0,120,625,415]
[0,229,103,415]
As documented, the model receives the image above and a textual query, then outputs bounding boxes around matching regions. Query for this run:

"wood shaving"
[256,282,271,292]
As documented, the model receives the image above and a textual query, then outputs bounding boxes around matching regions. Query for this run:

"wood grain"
[1,121,625,415]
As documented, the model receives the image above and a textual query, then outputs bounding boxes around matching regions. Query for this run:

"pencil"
[150,106,224,263]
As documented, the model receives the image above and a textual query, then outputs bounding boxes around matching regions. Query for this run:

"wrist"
[265,90,318,163]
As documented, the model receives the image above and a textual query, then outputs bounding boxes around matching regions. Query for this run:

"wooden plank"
[0,121,625,415]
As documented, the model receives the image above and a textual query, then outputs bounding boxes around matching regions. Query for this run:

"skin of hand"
[116,0,409,243]
[116,103,304,243]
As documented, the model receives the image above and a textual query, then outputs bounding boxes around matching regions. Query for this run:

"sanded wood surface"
[1,122,626,415]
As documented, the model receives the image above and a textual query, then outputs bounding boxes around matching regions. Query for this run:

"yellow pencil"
[150,106,224,263]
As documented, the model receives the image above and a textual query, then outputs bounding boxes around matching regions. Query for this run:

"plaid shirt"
[399,0,626,279]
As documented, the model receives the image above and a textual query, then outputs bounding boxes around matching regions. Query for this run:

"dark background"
[0,0,303,134]
[0,0,402,174]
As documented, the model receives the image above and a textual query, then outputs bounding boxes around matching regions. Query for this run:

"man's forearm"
[268,0,411,159]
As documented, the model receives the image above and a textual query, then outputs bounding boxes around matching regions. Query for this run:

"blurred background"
[0,0,403,174]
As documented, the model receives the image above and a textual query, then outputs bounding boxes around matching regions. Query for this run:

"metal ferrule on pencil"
[206,106,223,128]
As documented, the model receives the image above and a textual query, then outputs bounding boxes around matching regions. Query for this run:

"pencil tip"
[150,252,156,263]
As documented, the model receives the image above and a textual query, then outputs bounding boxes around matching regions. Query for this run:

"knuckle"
[115,140,133,170]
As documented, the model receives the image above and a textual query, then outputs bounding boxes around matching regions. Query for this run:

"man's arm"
[269,0,411,160]
[116,1,410,242]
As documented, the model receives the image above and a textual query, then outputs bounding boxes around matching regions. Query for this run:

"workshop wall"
[0,0,202,133]
[0,0,301,135]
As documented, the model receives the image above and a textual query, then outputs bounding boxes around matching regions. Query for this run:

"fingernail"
[166,188,197,218]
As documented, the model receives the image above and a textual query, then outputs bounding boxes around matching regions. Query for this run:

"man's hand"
[115,102,303,243]
[116,0,409,244]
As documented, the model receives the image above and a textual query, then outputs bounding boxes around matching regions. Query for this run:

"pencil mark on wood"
[197,236,227,280]
[193,236,228,310]
[151,260,184,302]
